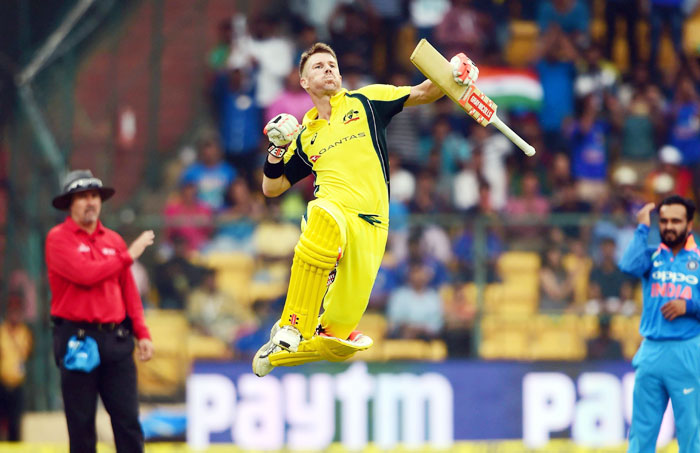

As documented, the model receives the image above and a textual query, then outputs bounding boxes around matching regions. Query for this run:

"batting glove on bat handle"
[264,113,302,147]
[450,53,479,87]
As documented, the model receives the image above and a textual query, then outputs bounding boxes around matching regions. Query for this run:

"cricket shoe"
[272,324,303,352]
[253,323,283,377]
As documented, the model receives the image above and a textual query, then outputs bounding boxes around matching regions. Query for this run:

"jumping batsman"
[253,43,478,376]
[619,195,700,452]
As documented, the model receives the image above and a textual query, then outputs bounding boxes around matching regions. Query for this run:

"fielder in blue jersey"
[619,195,700,452]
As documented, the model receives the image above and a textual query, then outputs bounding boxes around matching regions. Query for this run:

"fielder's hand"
[636,202,655,227]
[450,53,479,87]
[264,114,301,158]
[661,299,686,321]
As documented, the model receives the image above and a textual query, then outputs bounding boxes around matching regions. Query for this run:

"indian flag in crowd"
[477,67,542,111]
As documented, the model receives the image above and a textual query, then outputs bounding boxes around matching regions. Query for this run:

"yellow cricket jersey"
[283,84,411,219]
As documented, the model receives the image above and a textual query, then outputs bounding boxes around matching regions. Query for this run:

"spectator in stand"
[180,133,237,212]
[590,237,635,301]
[163,178,214,253]
[442,283,477,357]
[644,145,694,202]
[265,69,315,124]
[433,0,492,63]
[409,170,450,215]
[409,0,451,42]
[649,0,685,71]
[621,89,660,163]
[536,26,578,152]
[421,115,470,178]
[153,235,207,310]
[604,0,640,69]
[367,0,407,78]
[368,254,400,312]
[210,179,266,253]
[537,0,590,44]
[207,19,232,71]
[187,268,256,344]
[585,314,624,360]
[395,228,451,289]
[236,15,294,108]
[387,72,425,173]
[388,153,415,205]
[451,148,489,212]
[552,182,592,240]
[466,122,512,209]
[0,291,32,441]
[668,74,700,166]
[452,221,503,282]
[211,65,263,181]
[539,245,577,312]
[574,43,619,101]
[328,2,378,75]
[505,171,551,249]
[387,261,444,340]
[546,152,573,202]
[567,94,611,204]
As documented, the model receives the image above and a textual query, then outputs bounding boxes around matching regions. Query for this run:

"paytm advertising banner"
[187,360,677,450]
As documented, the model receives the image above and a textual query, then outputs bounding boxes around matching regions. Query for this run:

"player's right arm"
[262,155,292,197]
[618,203,655,277]
[262,114,302,197]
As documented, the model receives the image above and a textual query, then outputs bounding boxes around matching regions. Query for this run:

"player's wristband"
[267,143,287,159]
[263,157,285,179]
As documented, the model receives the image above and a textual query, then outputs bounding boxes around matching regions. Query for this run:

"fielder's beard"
[661,229,689,248]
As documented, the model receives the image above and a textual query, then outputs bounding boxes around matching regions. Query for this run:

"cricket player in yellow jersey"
[253,42,478,376]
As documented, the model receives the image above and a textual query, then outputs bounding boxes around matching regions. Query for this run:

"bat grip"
[491,114,536,157]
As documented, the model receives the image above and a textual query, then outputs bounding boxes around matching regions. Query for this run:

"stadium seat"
[505,20,539,67]
[137,310,190,398]
[497,251,541,279]
[187,333,232,360]
[355,312,388,343]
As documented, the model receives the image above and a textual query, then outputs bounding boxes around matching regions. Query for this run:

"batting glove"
[450,53,479,87]
[264,114,302,148]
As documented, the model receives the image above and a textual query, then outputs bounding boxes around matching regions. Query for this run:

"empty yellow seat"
[498,251,541,278]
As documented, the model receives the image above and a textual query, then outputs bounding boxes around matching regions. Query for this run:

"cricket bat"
[410,39,536,157]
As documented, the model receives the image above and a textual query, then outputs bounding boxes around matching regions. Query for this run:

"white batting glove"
[264,114,302,148]
[450,53,479,87]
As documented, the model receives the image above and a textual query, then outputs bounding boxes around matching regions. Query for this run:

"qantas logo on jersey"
[101,247,116,256]
[311,132,367,162]
[343,109,361,124]
[78,243,90,253]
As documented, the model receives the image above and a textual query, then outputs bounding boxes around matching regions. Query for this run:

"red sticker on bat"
[467,93,494,122]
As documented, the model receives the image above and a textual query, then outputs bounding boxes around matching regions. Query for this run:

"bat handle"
[491,114,536,157]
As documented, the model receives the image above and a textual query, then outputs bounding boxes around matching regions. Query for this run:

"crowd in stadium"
[140,0,700,361]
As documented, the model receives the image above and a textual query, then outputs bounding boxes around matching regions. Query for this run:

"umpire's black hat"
[52,169,115,210]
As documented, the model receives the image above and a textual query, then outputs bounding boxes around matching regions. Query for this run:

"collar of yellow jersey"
[303,89,349,126]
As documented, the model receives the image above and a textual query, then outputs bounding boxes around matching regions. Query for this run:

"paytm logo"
[187,362,453,450]
[523,372,675,448]
[652,271,698,285]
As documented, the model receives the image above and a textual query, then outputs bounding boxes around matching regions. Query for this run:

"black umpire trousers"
[52,318,144,453]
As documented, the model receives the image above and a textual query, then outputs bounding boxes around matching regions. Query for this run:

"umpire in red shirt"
[46,169,155,453]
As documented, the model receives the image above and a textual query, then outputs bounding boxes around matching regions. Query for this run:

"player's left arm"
[405,79,444,106]
[405,52,479,107]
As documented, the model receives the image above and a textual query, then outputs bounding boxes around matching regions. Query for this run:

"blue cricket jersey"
[619,224,700,340]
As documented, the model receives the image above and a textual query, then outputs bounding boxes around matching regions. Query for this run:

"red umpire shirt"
[45,216,151,340]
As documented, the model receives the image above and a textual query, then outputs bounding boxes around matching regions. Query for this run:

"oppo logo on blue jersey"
[651,271,697,299]
[651,271,699,285]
